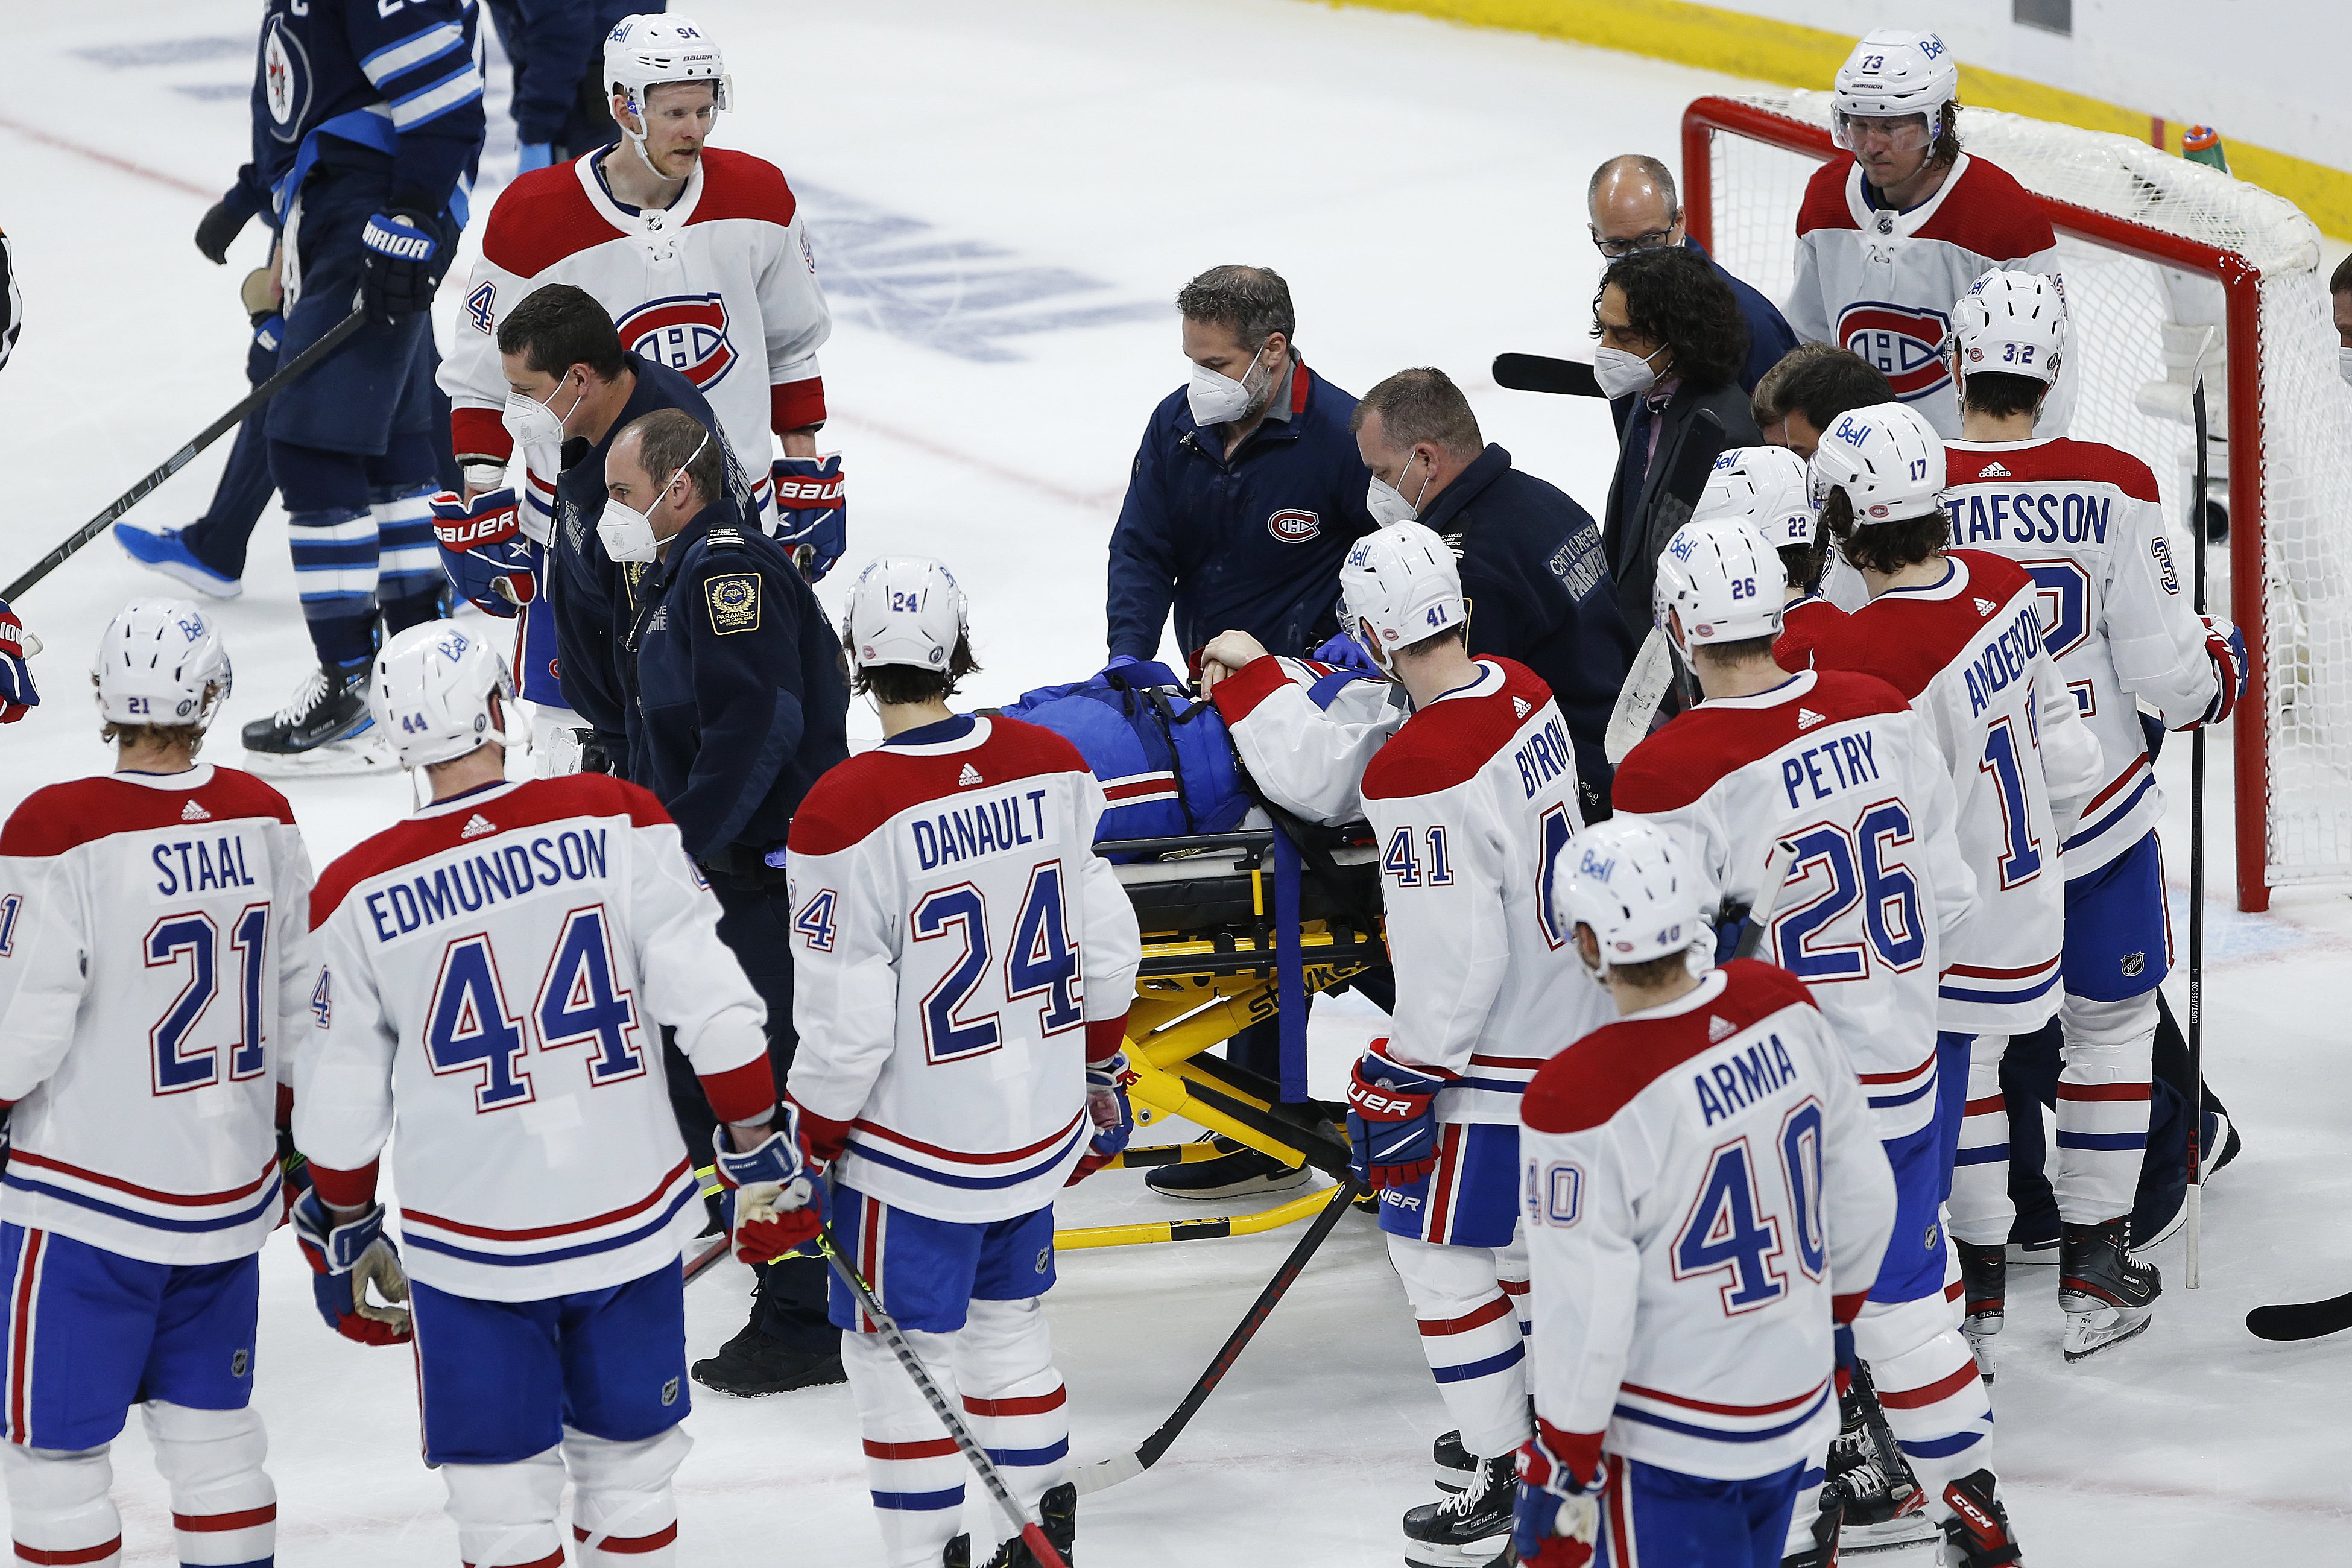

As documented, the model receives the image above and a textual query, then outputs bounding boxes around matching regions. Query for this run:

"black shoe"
[1939,1469,2023,1567]
[981,1481,1075,1567]
[688,1317,845,1395]
[1431,1429,1475,1493]
[1143,1143,1308,1199]
[944,1534,970,1568]
[2060,1217,2158,1361]
[697,1192,726,1240]
[242,661,373,754]
[1402,1453,1513,1568]
[1958,1239,2006,1383]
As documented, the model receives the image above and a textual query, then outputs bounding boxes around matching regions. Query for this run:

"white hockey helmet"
[370,620,517,770]
[840,556,970,674]
[1338,521,1467,671]
[1808,400,1946,526]
[1695,446,1819,552]
[1951,268,2069,388]
[92,598,233,729]
[1554,817,1708,981]
[1830,29,1958,150]
[1654,519,1785,656]
[605,14,732,128]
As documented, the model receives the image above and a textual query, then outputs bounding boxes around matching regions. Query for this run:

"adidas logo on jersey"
[1797,707,1826,730]
[1513,697,1532,719]
[957,763,983,788]
[180,799,211,821]
[1708,1015,1735,1042]
[1979,461,2011,478]
[461,813,497,839]
[1974,598,1997,616]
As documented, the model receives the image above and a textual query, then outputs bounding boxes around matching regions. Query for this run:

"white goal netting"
[1695,90,2352,904]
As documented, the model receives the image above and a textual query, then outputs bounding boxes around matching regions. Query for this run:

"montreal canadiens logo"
[262,17,310,141]
[616,294,737,390]
[1267,508,1320,543]
[1837,301,1952,400]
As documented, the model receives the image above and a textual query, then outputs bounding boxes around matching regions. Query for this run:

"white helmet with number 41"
[840,556,970,674]
[1554,817,1708,982]
[370,620,517,770]
[93,597,233,730]
[1338,520,1466,671]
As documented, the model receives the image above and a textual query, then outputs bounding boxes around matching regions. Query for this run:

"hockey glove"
[359,207,457,322]
[1345,1042,1449,1190]
[2193,613,2248,727]
[1514,1423,1605,1568]
[715,1103,825,1263]
[771,456,847,582]
[246,312,283,388]
[517,142,556,175]
[430,490,538,616]
[0,599,40,722]
[1309,630,1383,678]
[193,192,252,265]
[291,1190,412,1346]
[1068,1051,1137,1186]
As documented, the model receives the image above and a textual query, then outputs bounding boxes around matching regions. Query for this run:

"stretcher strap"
[1274,824,1307,1104]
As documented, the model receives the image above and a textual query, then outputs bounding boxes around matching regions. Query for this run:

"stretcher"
[1053,826,1386,1250]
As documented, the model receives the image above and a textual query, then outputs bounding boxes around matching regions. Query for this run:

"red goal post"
[1683,92,2352,912]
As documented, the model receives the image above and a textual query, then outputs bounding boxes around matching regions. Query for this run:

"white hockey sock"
[441,1446,567,1567]
[142,1400,275,1566]
[2055,992,2157,1225]
[844,1326,969,1568]
[1947,1032,2015,1246]
[955,1297,1067,1518]
[1855,1295,1994,1518]
[564,1425,690,1566]
[1388,1233,1531,1460]
[1,1442,122,1567]
[1495,1229,1532,1341]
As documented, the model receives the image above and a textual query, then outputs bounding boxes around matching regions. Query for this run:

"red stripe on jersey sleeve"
[681,149,800,227]
[1911,156,2058,260]
[1361,660,1555,800]
[771,377,826,432]
[452,405,511,463]
[0,770,296,857]
[1208,655,1300,725]
[1085,1014,1130,1064]
[308,1159,380,1211]
[700,1058,778,1125]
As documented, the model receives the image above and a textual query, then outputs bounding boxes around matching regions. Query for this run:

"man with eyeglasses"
[1588,154,1796,396]
[1787,28,2075,439]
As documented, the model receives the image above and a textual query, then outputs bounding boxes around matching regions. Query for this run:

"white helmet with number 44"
[93,597,233,729]
[1554,817,1708,982]
[370,620,517,770]
[1951,268,2069,387]
[1338,520,1466,671]
[1654,518,1785,656]
[840,556,969,674]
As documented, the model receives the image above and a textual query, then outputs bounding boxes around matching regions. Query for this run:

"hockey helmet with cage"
[1951,268,2069,388]
[1338,520,1466,672]
[370,620,517,770]
[1830,29,1958,153]
[1654,518,1785,656]
[1808,400,1946,526]
[840,556,970,674]
[1554,817,1708,983]
[93,598,233,729]
[1695,445,1819,552]
[605,14,732,142]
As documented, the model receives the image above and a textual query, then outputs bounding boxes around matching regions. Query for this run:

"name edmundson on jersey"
[355,826,618,943]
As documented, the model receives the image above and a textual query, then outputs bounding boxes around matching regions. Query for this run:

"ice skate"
[1402,1452,1514,1568]
[2060,1218,2158,1361]
[241,662,394,777]
[1938,1469,2023,1567]
[1958,1240,2006,1383]
[1430,1428,1475,1493]
[981,1481,1075,1567]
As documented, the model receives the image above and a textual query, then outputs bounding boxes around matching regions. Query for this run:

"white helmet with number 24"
[1554,817,1708,982]
[1695,445,1818,552]
[1807,400,1946,526]
[1654,518,1785,656]
[1951,268,2069,388]
[370,620,517,770]
[840,556,969,674]
[93,597,233,729]
[1339,520,1466,671]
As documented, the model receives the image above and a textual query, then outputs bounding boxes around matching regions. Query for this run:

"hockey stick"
[1730,838,1801,963]
[2246,1289,2352,1342]
[2187,369,2210,1290]
[814,1223,1069,1568]
[2,303,369,601]
[682,1234,730,1285]
[1602,408,1728,763]
[1073,1175,1364,1496]
[1492,352,1604,399]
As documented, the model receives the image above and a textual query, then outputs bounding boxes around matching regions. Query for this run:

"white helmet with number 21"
[370,620,517,770]
[1339,520,1466,671]
[841,556,969,674]
[93,598,233,729]
[1554,817,1708,983]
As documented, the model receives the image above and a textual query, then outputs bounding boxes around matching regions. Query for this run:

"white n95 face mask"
[501,374,584,475]
[597,434,708,564]
[1592,343,1668,400]
[1367,449,1434,526]
[1187,343,1271,427]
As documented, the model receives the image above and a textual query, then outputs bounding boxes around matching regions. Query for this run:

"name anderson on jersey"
[356,829,614,944]
[1964,602,2047,719]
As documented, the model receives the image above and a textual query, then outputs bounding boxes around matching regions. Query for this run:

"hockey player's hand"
[1514,1424,1604,1567]
[430,490,537,616]
[715,1105,825,1262]
[1345,1042,1448,1190]
[1200,630,1270,696]
[291,1190,412,1346]
[0,599,41,722]
[2193,613,2248,727]
[194,195,249,265]
[771,456,846,583]
[359,207,457,322]
[1068,1052,1137,1185]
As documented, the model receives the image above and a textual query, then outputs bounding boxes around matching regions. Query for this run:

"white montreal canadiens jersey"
[0,768,313,1266]
[784,717,1143,1224]
[1356,659,1610,1124]
[1789,152,2073,440]
[1212,655,1409,827]
[1520,963,1895,1479]
[1814,552,2102,1032]
[1943,438,2221,874]
[1614,670,1974,1138]
[298,776,768,1301]
[439,148,832,516]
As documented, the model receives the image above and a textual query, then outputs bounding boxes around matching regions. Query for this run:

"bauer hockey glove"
[0,599,40,722]
[2193,613,2248,727]
[771,456,847,582]
[1068,1050,1138,1185]
[1514,1423,1605,1568]
[359,207,455,321]
[429,489,538,616]
[291,1189,412,1347]
[714,1102,826,1263]
[1346,1042,1449,1190]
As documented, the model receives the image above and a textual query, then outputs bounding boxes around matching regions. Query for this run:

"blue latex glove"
[1068,1052,1135,1184]
[771,455,846,581]
[290,1190,411,1345]
[517,141,555,174]
[359,208,455,320]
[1345,1040,1449,1190]
[714,1102,825,1262]
[246,312,283,387]
[0,599,39,722]
[1310,630,1382,677]
[429,488,538,616]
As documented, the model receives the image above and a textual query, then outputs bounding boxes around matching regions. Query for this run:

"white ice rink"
[3,0,2350,1562]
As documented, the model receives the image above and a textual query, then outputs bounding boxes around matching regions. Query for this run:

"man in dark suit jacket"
[1595,245,1763,636]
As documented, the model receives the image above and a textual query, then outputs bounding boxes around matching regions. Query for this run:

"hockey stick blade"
[2246,1290,2352,1342]
[4,303,370,601]
[682,1235,730,1285]
[1492,353,1604,398]
[1073,1177,1363,1496]
[1731,839,1801,962]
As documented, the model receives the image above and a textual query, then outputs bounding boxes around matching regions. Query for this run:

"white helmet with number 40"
[93,597,233,729]
[1807,400,1946,526]
[1339,520,1465,671]
[370,620,517,770]
[840,556,970,673]
[1951,268,2069,387]
[1554,817,1707,982]
[1654,518,1785,656]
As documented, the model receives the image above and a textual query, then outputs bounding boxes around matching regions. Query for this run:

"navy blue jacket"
[1690,237,1799,396]
[1105,360,1376,666]
[1422,445,1637,818]
[622,496,850,865]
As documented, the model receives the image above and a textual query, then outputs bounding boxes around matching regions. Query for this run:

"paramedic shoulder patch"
[706,572,760,634]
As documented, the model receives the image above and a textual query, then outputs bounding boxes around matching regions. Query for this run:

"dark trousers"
[665,874,835,1355]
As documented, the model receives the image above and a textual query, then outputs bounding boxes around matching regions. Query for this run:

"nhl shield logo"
[616,294,738,390]
[1836,302,1954,400]
[2121,951,2146,978]
[1266,508,1321,544]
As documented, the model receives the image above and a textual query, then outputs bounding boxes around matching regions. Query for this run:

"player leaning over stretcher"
[1201,522,1612,1567]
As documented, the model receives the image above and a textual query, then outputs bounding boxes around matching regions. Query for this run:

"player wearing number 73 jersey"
[0,601,308,1568]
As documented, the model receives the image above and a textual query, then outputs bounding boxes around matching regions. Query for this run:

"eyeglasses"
[1591,225,1679,259]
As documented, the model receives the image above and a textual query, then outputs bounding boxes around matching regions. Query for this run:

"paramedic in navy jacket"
[1104,265,1377,671]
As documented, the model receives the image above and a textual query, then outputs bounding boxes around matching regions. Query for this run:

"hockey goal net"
[1685,92,2352,912]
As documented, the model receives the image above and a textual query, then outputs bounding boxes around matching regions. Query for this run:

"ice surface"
[2,0,2348,1562]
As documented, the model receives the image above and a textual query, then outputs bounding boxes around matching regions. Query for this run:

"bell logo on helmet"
[437,633,470,662]
[1831,414,1873,447]
[1267,509,1321,543]
[1837,303,1955,400]
[616,294,738,390]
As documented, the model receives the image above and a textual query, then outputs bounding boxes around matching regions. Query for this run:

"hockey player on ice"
[1786,29,2075,442]
[1936,270,2246,1367]
[780,558,1142,1568]
[1608,518,1976,1563]
[1687,446,1844,671]
[1510,818,1900,1568]
[0,600,313,1568]
[295,621,780,1567]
